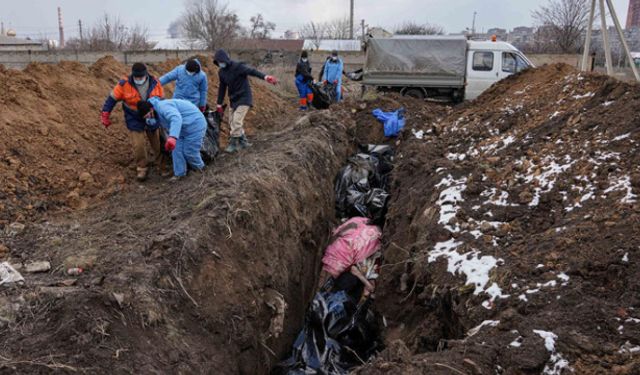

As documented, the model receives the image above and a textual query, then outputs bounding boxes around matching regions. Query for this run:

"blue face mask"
[146,117,157,126]
[219,62,227,69]
[186,70,196,76]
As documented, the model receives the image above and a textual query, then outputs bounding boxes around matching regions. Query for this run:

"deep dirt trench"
[0,111,356,374]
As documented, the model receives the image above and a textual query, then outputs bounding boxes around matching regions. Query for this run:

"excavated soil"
[4,57,640,375]
[0,110,351,374]
[0,56,290,226]
[356,64,640,374]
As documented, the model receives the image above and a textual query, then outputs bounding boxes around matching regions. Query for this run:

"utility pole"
[350,0,355,39]
[361,19,365,42]
[78,19,83,43]
[1,22,4,36]
[57,7,65,48]
[581,0,639,81]
[471,11,477,36]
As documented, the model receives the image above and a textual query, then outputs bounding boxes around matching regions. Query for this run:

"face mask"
[134,76,147,85]
[145,117,157,126]
[331,57,338,62]
[219,62,227,69]
[301,58,308,62]
[186,70,196,76]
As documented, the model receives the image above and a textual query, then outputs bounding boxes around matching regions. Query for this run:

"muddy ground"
[356,64,640,374]
[2,59,640,375]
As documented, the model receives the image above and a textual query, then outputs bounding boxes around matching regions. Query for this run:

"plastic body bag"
[335,145,394,222]
[310,82,337,110]
[201,109,221,163]
[273,274,382,375]
[372,108,406,137]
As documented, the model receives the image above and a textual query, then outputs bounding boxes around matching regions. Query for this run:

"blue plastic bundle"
[372,108,406,137]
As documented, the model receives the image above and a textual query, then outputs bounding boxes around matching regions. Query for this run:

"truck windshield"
[502,52,530,73]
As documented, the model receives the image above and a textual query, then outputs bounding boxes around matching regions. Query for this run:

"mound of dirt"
[0,111,351,374]
[358,64,640,374]
[0,56,291,226]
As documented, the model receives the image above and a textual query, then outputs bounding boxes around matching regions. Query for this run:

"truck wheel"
[403,88,425,99]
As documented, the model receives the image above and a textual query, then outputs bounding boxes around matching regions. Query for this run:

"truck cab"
[465,40,533,100]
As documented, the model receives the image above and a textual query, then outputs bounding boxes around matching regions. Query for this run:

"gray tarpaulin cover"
[365,36,467,78]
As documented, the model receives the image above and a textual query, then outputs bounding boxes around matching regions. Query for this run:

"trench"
[266,106,472,374]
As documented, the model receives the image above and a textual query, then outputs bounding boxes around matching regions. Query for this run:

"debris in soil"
[0,56,291,225]
[357,64,640,374]
[0,262,24,285]
[23,261,51,273]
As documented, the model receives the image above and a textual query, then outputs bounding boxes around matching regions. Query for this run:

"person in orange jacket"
[101,63,165,181]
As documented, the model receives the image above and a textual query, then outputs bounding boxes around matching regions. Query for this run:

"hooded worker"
[322,50,344,102]
[213,49,278,153]
[294,51,314,111]
[137,97,207,180]
[159,59,208,111]
[101,62,164,181]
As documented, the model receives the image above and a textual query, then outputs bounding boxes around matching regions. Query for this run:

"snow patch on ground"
[436,175,468,232]
[466,320,500,338]
[412,129,424,139]
[604,175,637,204]
[533,330,572,375]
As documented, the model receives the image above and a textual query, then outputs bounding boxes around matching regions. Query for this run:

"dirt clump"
[0,111,351,374]
[358,64,640,373]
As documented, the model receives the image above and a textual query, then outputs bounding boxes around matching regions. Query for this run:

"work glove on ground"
[165,137,177,152]
[265,75,278,85]
[101,111,112,128]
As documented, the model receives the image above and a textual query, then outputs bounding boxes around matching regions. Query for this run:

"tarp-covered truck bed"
[363,36,468,88]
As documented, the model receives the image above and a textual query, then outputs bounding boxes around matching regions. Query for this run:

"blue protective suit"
[159,60,208,108]
[321,58,344,102]
[149,97,207,177]
[372,108,406,137]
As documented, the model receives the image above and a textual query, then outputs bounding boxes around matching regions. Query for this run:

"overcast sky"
[2,0,632,40]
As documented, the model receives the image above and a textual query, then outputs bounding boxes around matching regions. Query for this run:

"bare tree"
[395,21,445,35]
[532,0,592,53]
[248,14,275,39]
[63,14,154,51]
[300,21,326,50]
[325,18,351,39]
[181,0,241,50]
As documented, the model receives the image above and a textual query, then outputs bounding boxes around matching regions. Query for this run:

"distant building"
[283,30,301,40]
[0,32,47,51]
[627,0,640,29]
[303,39,361,52]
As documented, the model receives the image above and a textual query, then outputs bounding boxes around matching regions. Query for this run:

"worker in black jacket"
[295,51,314,110]
[214,49,278,153]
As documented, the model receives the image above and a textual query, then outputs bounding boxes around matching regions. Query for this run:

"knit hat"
[301,51,308,58]
[137,100,153,117]
[331,50,338,57]
[185,59,200,74]
[131,62,148,77]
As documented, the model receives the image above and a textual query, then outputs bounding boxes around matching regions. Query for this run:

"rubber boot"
[136,167,149,182]
[238,134,252,150]
[225,137,239,153]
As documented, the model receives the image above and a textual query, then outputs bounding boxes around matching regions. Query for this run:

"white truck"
[362,35,533,101]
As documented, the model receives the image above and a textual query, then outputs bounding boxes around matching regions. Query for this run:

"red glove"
[216,105,224,114]
[323,80,328,85]
[199,106,206,113]
[333,80,338,85]
[165,137,177,152]
[101,111,112,128]
[265,75,278,85]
